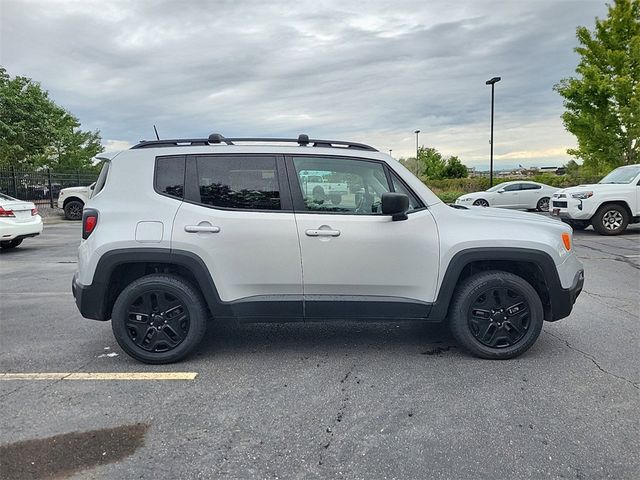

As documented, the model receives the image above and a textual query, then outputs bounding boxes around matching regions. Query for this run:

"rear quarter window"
[155,156,185,199]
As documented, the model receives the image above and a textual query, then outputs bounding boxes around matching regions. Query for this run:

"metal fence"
[0,166,98,207]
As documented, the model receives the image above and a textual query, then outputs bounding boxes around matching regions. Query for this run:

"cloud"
[0,0,607,168]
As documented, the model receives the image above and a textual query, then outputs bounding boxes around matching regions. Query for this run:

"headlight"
[571,191,593,199]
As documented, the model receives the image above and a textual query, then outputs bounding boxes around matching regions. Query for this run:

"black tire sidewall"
[449,271,544,359]
[111,274,207,364]
[592,204,629,235]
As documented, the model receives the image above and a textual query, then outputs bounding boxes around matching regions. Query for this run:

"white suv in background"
[551,164,640,235]
[57,184,93,220]
[72,134,584,363]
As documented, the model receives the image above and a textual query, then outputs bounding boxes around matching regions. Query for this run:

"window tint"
[155,156,185,198]
[92,161,110,197]
[520,183,541,190]
[196,156,280,210]
[503,183,521,192]
[293,157,390,214]
[390,172,422,211]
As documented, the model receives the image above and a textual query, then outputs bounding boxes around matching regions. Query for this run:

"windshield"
[0,193,18,201]
[486,183,510,192]
[598,165,640,184]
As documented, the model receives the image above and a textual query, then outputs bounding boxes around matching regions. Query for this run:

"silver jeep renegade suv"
[72,134,584,363]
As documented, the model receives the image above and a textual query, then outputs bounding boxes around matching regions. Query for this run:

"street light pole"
[414,130,420,174]
[485,77,501,187]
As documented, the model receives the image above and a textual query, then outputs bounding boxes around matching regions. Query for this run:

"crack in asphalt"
[581,290,638,317]
[544,331,639,390]
[576,244,640,270]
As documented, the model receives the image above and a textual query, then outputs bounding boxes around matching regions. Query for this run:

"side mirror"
[381,192,410,221]
[497,189,505,194]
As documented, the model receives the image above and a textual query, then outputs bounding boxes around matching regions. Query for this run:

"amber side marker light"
[562,232,572,251]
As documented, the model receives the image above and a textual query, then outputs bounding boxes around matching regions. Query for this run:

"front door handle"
[184,225,220,233]
[305,229,340,237]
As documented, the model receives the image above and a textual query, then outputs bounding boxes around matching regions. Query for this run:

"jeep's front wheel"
[111,274,207,364]
[449,271,544,359]
[592,204,629,235]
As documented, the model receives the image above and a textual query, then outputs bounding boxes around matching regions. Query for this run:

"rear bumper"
[548,269,584,321]
[72,272,108,321]
[0,216,43,242]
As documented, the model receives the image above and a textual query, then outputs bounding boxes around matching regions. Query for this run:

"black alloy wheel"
[449,270,544,359]
[111,274,207,364]
[64,200,84,220]
[468,287,530,348]
[473,199,490,207]
[126,290,190,352]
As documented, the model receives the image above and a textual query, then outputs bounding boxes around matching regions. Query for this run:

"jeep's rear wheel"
[111,274,207,364]
[64,200,84,220]
[592,204,629,235]
[449,271,544,359]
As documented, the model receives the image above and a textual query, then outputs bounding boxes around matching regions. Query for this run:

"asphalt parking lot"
[1,220,638,479]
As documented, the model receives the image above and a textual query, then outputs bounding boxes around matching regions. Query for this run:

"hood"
[453,205,560,225]
[61,185,92,193]
[556,183,612,195]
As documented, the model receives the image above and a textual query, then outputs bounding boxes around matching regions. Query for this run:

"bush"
[435,190,466,203]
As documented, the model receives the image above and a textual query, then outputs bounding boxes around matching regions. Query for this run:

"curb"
[43,216,73,225]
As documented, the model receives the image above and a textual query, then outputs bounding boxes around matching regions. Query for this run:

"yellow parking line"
[0,372,198,380]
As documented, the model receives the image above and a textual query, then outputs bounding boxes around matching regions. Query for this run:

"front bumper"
[548,269,584,321]
[72,272,108,321]
[550,197,595,221]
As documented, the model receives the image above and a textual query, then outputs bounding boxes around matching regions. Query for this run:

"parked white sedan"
[455,181,559,211]
[0,193,43,249]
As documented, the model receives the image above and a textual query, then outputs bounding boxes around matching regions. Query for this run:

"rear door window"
[194,156,281,210]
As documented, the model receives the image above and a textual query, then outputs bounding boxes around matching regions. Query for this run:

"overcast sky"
[1,0,607,169]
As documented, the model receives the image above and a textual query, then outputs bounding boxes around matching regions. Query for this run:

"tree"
[554,0,639,172]
[418,146,446,179]
[442,156,468,178]
[0,66,103,169]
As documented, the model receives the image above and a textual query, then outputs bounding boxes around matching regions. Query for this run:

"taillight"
[0,207,15,217]
[82,209,98,239]
[31,208,38,216]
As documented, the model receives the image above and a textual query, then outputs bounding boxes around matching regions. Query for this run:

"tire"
[536,197,550,212]
[473,199,489,207]
[111,274,207,364]
[563,219,589,231]
[64,200,84,220]
[449,271,544,359]
[0,238,23,249]
[592,204,629,236]
[330,194,342,205]
[312,186,326,203]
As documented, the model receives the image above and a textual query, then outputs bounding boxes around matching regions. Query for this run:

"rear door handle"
[184,225,220,233]
[305,229,340,237]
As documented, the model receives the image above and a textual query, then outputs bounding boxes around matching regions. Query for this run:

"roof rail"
[130,133,378,151]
